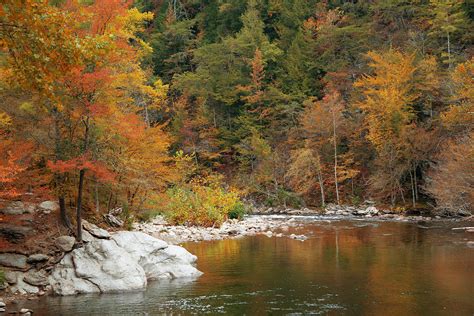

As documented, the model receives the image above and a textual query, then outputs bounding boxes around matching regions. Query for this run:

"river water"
[21,218,474,315]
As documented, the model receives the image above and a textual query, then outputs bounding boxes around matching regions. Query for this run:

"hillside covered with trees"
[0,0,473,232]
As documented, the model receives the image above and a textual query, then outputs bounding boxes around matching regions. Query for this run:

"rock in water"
[111,231,202,280]
[355,206,379,216]
[49,231,202,295]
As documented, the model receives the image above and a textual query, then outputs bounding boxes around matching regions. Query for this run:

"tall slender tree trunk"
[413,164,418,200]
[316,155,325,207]
[53,109,73,230]
[318,169,325,207]
[76,169,85,242]
[76,117,90,242]
[410,169,416,208]
[59,195,73,231]
[144,103,150,128]
[332,109,340,204]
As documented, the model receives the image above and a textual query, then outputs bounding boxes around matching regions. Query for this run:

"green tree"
[429,0,469,67]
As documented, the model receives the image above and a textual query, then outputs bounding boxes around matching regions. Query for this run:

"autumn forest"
[0,0,473,231]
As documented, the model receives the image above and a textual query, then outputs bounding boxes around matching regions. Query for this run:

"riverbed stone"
[0,254,27,269]
[55,236,75,252]
[354,206,379,216]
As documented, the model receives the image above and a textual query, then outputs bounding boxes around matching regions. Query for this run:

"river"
[20,218,474,315]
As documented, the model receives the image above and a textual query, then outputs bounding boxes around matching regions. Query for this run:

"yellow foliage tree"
[354,50,424,205]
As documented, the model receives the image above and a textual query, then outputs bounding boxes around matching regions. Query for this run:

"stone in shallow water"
[49,231,202,295]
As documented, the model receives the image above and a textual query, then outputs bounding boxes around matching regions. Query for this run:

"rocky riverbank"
[1,200,471,313]
[0,198,202,314]
[134,204,470,245]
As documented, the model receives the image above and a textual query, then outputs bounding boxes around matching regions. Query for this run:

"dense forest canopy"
[0,0,472,231]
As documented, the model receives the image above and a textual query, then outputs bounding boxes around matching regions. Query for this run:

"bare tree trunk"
[130,185,140,207]
[410,169,416,208]
[398,182,405,204]
[413,163,418,201]
[316,155,325,207]
[76,117,90,242]
[59,196,73,231]
[76,169,85,242]
[318,169,325,207]
[332,109,340,204]
[144,103,150,128]
[52,111,74,230]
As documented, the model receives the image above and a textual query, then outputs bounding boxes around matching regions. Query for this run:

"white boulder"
[49,231,202,295]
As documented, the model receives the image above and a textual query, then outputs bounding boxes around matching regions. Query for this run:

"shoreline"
[2,205,472,311]
[134,204,473,245]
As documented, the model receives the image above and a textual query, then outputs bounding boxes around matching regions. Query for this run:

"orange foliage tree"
[1,0,173,241]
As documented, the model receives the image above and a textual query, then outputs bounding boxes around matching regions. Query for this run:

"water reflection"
[21,220,474,315]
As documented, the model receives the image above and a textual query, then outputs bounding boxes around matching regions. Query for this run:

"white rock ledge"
[48,231,202,295]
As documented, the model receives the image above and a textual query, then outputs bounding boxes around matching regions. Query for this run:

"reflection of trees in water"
[21,221,474,315]
[183,221,473,315]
